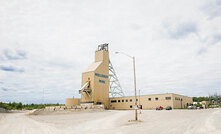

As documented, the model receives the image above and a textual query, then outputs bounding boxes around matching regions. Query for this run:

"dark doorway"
[97,102,102,105]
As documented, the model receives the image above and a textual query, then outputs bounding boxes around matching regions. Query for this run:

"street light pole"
[133,56,138,121]
[115,52,138,120]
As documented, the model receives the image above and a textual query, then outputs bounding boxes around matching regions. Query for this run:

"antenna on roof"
[98,43,109,51]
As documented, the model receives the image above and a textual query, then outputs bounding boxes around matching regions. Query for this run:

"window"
[155,97,159,101]
[130,99,132,102]
[97,102,102,104]
[111,100,117,103]
[126,99,128,102]
[118,100,120,102]
[122,99,124,102]
[136,99,138,101]
[148,98,151,101]
[175,97,180,100]
[130,105,133,108]
[165,97,171,100]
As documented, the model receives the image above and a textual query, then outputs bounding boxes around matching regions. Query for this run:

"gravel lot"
[0,109,221,134]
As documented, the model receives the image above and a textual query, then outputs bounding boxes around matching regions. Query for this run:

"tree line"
[193,96,221,102]
[193,96,221,108]
[0,102,63,110]
[192,97,210,102]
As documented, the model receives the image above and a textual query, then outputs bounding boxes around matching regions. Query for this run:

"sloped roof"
[83,61,102,73]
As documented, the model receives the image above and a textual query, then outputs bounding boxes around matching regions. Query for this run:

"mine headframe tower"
[109,60,125,97]
[78,43,124,108]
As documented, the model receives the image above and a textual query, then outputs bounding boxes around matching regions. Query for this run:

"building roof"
[83,61,102,73]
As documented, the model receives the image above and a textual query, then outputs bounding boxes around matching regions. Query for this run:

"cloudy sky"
[0,0,221,104]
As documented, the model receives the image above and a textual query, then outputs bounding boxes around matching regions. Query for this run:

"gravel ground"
[0,108,221,134]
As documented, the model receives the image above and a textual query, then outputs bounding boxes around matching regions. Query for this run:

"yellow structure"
[110,93,192,110]
[65,98,80,107]
[65,44,193,109]
[79,44,109,108]
[201,101,210,109]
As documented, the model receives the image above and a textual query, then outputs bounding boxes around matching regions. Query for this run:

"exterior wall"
[172,94,193,109]
[66,93,192,109]
[94,50,109,108]
[109,93,192,110]
[141,94,174,109]
[201,101,210,108]
[80,49,109,109]
[81,72,95,103]
[65,98,80,106]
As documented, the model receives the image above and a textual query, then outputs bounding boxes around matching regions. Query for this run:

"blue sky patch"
[1,87,8,91]
[0,66,24,72]
[2,49,27,61]
[168,22,197,39]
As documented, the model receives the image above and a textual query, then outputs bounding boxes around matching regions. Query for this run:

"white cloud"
[0,0,221,104]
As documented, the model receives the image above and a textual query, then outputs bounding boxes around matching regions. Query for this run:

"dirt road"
[0,109,221,134]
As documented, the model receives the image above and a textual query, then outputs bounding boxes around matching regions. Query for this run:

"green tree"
[16,102,23,110]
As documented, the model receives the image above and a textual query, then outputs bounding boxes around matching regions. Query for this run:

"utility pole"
[133,56,138,120]
[139,89,141,114]
[115,52,138,120]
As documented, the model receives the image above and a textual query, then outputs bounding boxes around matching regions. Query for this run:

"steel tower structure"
[109,60,125,97]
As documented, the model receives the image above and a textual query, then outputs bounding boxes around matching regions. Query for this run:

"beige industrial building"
[66,44,193,109]
[110,93,192,110]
